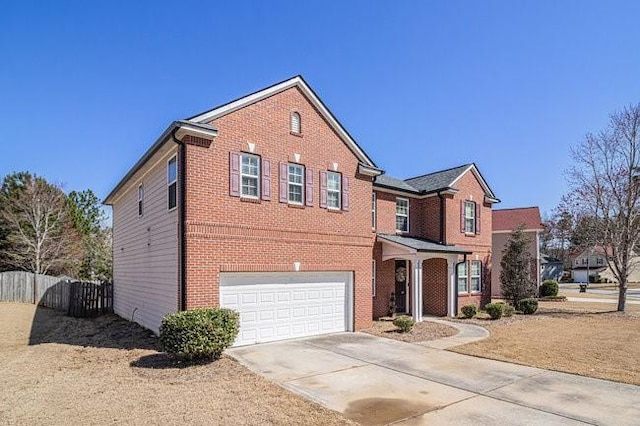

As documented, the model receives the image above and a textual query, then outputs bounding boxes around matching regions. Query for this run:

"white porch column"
[447,258,456,317]
[412,258,423,322]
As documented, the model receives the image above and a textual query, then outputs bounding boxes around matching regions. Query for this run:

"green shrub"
[461,304,477,318]
[393,315,415,333]
[497,302,515,317]
[159,308,240,361]
[518,298,539,315]
[540,280,559,297]
[484,303,504,320]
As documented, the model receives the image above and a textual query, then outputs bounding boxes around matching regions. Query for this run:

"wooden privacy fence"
[0,271,113,317]
[67,281,113,318]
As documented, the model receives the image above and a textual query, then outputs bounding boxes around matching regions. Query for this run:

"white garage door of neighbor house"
[220,272,353,346]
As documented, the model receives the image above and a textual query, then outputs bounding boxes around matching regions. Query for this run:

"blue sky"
[2,1,640,220]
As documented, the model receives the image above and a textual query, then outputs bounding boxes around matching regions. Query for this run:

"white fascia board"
[358,163,383,176]
[175,124,218,141]
[188,76,377,168]
[450,164,497,200]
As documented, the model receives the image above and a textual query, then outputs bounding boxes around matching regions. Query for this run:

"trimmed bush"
[393,315,415,333]
[159,308,240,361]
[540,280,559,297]
[497,302,515,317]
[484,303,504,320]
[518,298,539,315]
[461,304,477,319]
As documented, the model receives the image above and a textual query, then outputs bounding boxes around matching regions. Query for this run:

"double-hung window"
[137,184,144,216]
[464,201,476,233]
[457,262,468,293]
[288,164,304,204]
[241,154,260,198]
[471,261,482,292]
[327,171,341,209]
[396,198,409,232]
[167,156,177,210]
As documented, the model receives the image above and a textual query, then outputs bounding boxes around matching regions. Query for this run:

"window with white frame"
[372,192,376,229]
[327,171,341,209]
[457,262,468,293]
[464,201,475,233]
[137,184,144,216]
[288,163,304,204]
[396,198,409,232]
[372,259,376,297]
[167,156,177,210]
[241,154,260,198]
[291,112,301,134]
[471,261,482,292]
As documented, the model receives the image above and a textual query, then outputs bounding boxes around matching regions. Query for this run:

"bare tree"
[0,173,81,275]
[567,103,640,311]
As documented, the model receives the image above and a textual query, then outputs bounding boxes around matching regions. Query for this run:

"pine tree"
[500,227,536,308]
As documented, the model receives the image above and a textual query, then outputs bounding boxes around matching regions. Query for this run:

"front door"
[395,260,408,313]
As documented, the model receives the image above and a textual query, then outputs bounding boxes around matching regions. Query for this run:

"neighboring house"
[104,76,499,346]
[540,254,564,282]
[570,247,608,283]
[491,207,543,297]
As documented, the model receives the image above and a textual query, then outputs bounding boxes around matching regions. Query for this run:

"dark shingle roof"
[404,164,472,193]
[377,234,471,254]
[374,174,420,193]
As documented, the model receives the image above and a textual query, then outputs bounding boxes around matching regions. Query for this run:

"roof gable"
[492,207,543,232]
[188,75,378,169]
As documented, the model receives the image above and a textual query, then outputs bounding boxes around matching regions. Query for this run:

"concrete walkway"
[229,333,640,425]
[567,296,640,305]
[418,317,489,349]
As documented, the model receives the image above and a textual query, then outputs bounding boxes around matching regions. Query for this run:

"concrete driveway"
[228,333,640,425]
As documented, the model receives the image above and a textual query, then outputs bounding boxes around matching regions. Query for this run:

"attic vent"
[291,112,301,134]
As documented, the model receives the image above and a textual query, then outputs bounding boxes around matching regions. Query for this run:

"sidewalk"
[417,317,489,349]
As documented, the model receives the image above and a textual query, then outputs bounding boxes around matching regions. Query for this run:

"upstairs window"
[471,261,482,292]
[457,262,468,293]
[241,154,260,198]
[327,171,341,209]
[464,201,476,233]
[291,112,301,134]
[167,156,177,210]
[288,163,304,204]
[396,198,409,232]
[137,184,144,216]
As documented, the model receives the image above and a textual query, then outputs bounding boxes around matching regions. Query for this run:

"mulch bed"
[361,319,458,343]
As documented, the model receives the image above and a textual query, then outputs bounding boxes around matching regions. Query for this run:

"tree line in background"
[0,172,111,281]
[541,103,640,311]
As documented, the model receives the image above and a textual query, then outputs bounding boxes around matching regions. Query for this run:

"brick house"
[491,207,543,297]
[104,76,499,346]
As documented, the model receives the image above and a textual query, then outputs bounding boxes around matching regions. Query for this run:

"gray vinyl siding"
[111,148,179,334]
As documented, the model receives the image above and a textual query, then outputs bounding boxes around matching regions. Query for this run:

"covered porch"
[377,234,471,322]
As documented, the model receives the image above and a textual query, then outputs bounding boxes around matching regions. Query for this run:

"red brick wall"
[372,241,396,318]
[444,171,493,311]
[183,86,375,330]
[423,258,448,316]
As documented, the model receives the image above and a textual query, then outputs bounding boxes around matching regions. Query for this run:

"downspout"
[437,191,445,244]
[171,130,187,311]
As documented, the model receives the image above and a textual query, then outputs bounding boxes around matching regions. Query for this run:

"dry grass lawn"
[0,303,354,426]
[361,319,457,343]
[451,300,640,385]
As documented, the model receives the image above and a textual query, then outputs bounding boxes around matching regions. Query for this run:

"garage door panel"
[220,272,351,346]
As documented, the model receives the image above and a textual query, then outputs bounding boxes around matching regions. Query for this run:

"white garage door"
[220,272,353,346]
